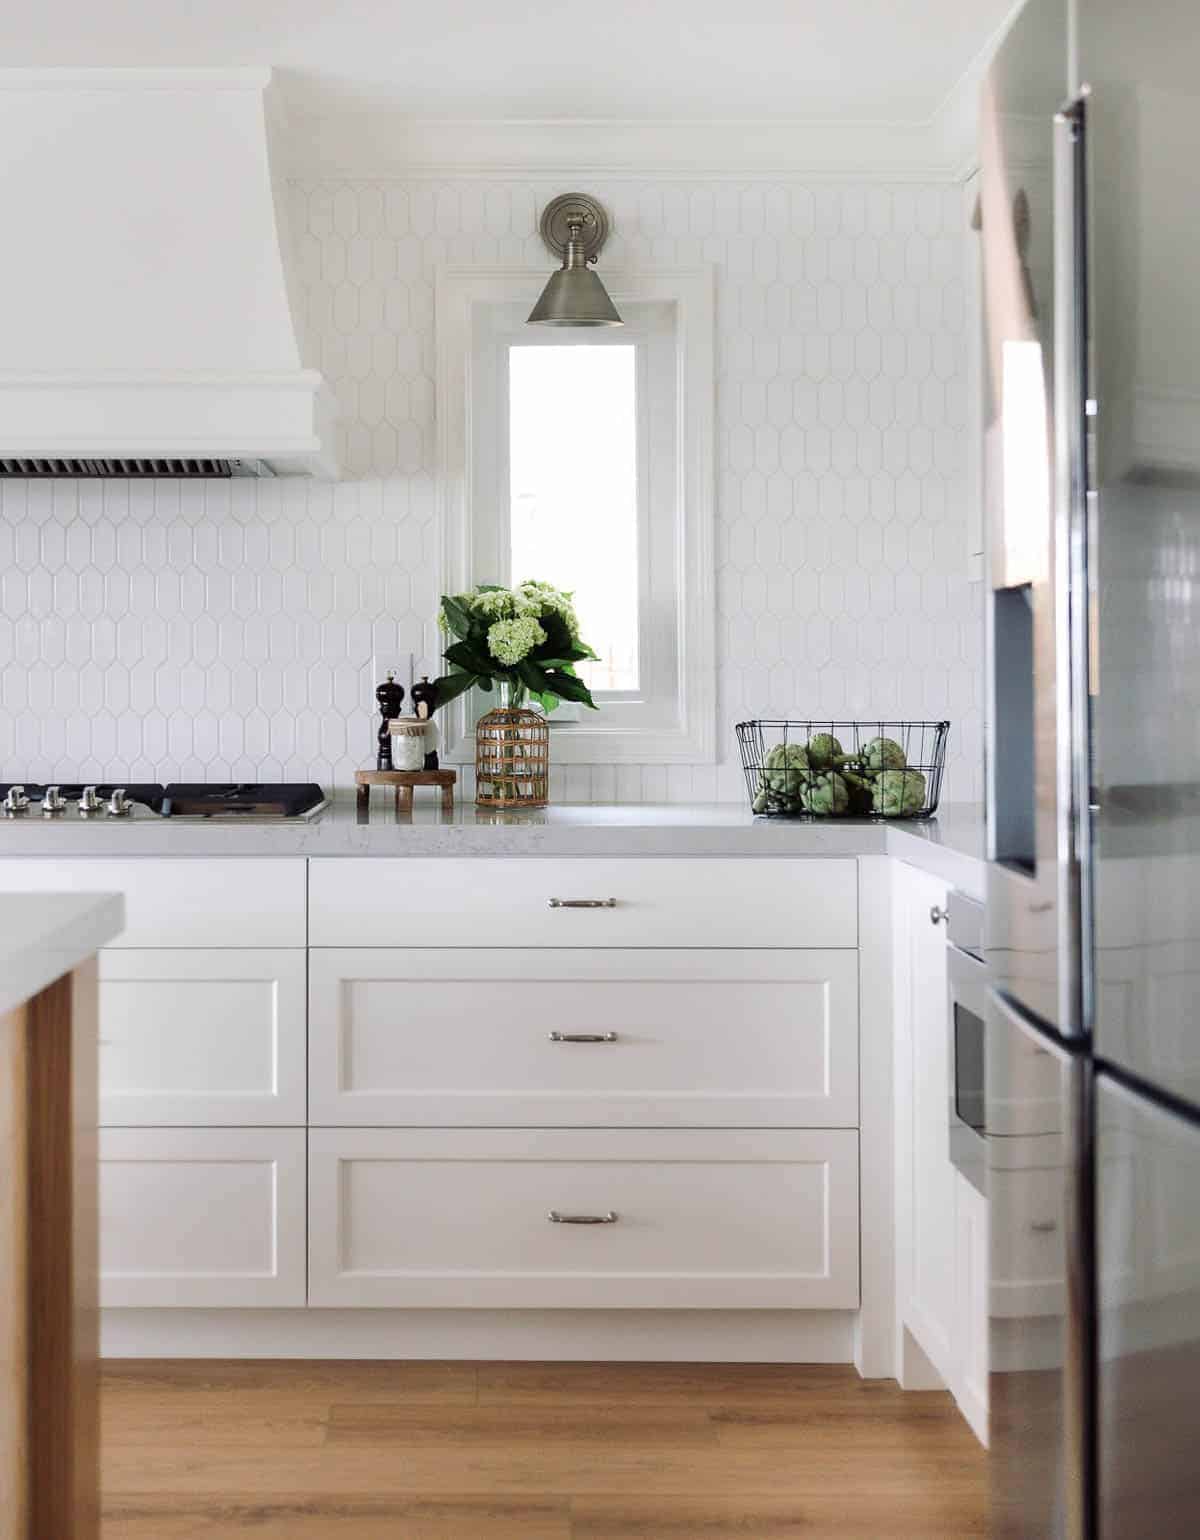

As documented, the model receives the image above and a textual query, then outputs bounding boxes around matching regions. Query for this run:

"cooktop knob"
[3,785,28,815]
[105,787,130,818]
[41,785,66,816]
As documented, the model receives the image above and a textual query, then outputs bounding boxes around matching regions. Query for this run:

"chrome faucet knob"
[3,785,28,815]
[41,784,66,815]
[105,787,130,818]
[79,785,101,815]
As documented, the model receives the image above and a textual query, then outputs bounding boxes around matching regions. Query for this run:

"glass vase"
[475,680,549,808]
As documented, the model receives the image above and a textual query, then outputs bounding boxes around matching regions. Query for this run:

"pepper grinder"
[375,672,405,769]
[410,675,441,769]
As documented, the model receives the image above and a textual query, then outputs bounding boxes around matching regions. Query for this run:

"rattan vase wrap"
[475,689,550,808]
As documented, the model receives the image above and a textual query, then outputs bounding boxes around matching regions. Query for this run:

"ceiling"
[10,0,1017,122]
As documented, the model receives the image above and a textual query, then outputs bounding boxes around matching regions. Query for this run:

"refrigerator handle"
[1053,95,1093,1039]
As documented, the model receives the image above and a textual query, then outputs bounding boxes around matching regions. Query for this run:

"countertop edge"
[0,891,124,1018]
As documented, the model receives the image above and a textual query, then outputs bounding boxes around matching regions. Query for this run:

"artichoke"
[806,733,844,772]
[862,736,908,775]
[842,769,875,815]
[762,742,812,802]
[873,768,927,817]
[803,771,850,816]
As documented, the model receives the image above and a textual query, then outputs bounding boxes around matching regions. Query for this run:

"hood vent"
[0,70,337,478]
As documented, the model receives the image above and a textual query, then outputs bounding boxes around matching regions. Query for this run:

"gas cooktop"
[0,782,327,821]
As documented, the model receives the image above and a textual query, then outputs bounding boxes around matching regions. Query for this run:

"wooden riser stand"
[354,769,457,815]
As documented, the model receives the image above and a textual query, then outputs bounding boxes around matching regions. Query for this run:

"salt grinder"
[376,672,405,769]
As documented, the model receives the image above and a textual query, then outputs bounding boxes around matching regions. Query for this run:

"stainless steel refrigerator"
[982,0,1200,1535]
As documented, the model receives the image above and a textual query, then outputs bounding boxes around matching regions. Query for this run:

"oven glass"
[954,1001,987,1133]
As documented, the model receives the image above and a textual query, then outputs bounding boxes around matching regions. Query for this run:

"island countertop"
[0,892,124,1018]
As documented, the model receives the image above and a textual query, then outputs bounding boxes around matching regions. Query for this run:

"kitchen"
[0,0,1195,1536]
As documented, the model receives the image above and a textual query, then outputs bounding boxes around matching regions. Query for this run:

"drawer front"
[0,859,305,948]
[99,950,307,1126]
[308,1128,860,1310]
[99,1128,306,1308]
[989,1166,1065,1319]
[309,949,859,1128]
[308,858,858,950]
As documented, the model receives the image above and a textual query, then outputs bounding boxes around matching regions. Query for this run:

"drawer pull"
[1030,1220,1058,1234]
[548,897,617,909]
[548,1210,619,1225]
[548,1031,619,1044]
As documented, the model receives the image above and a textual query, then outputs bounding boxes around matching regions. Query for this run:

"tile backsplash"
[0,176,982,803]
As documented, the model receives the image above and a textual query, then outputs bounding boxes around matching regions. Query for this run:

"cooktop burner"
[0,781,326,820]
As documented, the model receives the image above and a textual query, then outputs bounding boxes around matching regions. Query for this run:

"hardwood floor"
[101,1361,986,1539]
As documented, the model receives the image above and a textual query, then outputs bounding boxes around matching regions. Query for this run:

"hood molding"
[0,68,337,477]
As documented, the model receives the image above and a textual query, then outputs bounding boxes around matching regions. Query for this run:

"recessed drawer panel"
[99,1128,306,1308]
[309,948,859,1128]
[99,950,306,1126]
[0,859,305,948]
[308,858,858,949]
[308,1128,860,1310]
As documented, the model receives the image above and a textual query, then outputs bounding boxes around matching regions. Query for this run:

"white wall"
[0,174,982,803]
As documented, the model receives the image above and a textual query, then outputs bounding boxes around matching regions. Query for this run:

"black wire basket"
[736,720,950,820]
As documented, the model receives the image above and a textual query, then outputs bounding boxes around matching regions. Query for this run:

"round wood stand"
[354,770,457,815]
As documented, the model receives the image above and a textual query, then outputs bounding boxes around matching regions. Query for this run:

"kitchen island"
[0,891,123,1540]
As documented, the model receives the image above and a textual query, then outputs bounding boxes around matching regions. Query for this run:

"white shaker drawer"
[99,1128,306,1308]
[0,858,305,948]
[99,950,307,1126]
[308,858,858,950]
[308,1128,860,1310]
[989,1166,1065,1319]
[309,948,859,1128]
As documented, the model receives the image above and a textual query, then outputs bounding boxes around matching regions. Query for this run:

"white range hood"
[0,68,337,477]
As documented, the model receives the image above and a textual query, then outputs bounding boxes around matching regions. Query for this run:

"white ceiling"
[10,0,1016,122]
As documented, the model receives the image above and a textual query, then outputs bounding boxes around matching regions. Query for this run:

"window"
[437,267,715,763]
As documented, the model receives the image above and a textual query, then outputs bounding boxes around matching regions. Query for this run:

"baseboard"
[102,1307,856,1363]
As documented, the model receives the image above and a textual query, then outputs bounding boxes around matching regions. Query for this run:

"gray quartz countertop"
[0,796,987,895]
[0,891,124,1017]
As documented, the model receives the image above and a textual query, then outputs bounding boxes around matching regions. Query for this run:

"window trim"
[436,266,716,765]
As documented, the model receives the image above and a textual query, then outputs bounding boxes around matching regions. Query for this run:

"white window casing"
[436,267,716,765]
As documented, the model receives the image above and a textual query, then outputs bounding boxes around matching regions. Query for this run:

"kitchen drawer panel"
[99,949,306,1126]
[989,1165,1065,1319]
[307,858,858,950]
[0,858,305,948]
[309,948,859,1128]
[99,1128,306,1308]
[308,1128,860,1310]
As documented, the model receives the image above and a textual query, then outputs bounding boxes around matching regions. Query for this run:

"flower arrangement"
[432,581,600,714]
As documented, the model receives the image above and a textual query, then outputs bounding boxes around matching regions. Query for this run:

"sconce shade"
[527,264,623,327]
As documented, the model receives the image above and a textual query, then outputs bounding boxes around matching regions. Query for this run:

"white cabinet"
[99,949,307,1125]
[308,947,859,1129]
[965,168,985,581]
[99,1128,306,1308]
[893,860,989,1442]
[308,1127,860,1311]
[308,857,859,950]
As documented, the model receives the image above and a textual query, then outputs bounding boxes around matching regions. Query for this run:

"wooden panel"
[308,858,859,950]
[309,947,859,1128]
[308,1128,859,1311]
[99,951,307,1126]
[99,1129,306,1308]
[0,861,305,949]
[0,1003,29,1540]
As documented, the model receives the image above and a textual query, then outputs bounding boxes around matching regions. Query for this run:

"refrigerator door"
[981,0,1082,1036]
[1096,1073,1200,1537]
[1082,0,1200,1113]
[987,987,1093,1540]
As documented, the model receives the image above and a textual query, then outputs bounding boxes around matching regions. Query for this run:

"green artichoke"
[762,742,812,802]
[873,768,927,817]
[862,736,908,775]
[803,771,850,816]
[842,770,875,815]
[806,733,844,772]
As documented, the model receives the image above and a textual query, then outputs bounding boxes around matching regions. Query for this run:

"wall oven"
[946,890,988,1196]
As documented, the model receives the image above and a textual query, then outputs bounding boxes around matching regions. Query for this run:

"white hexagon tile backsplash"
[0,177,982,804]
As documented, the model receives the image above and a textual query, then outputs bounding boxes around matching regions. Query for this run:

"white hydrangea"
[487,615,546,666]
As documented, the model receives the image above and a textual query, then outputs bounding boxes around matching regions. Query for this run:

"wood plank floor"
[101,1361,986,1539]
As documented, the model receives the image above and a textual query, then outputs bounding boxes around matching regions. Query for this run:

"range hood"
[0,69,337,478]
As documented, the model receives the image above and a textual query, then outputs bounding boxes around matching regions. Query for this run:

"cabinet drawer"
[99,950,306,1126]
[989,1166,1065,1318]
[99,1128,306,1308]
[0,859,304,948]
[309,948,859,1128]
[308,1128,860,1310]
[308,858,858,950]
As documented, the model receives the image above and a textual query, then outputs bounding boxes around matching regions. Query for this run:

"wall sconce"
[527,193,623,327]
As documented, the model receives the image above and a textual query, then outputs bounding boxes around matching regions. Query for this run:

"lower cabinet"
[308,1127,861,1310]
[99,1128,307,1308]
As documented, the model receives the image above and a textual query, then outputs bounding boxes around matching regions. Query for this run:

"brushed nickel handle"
[548,897,617,909]
[548,1210,619,1225]
[548,1031,618,1044]
[1031,1220,1058,1234]
[930,904,948,925]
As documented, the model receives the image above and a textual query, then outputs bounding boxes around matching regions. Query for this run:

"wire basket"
[736,720,950,820]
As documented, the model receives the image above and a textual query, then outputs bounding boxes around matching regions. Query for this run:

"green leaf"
[539,609,574,657]
[444,640,494,676]
[545,669,598,709]
[516,659,550,693]
[439,595,475,640]
[534,690,561,714]
[430,670,478,707]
